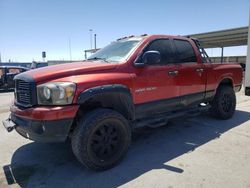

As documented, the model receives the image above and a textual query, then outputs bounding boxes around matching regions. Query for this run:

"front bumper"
[3,113,74,142]
[10,104,79,121]
[2,104,79,142]
[12,114,74,142]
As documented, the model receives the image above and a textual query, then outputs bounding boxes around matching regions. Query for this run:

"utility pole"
[89,29,93,50]
[94,34,97,50]
[69,37,72,61]
[221,47,224,63]
[0,52,2,63]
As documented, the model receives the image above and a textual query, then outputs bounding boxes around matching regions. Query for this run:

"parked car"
[0,66,29,91]
[3,35,243,170]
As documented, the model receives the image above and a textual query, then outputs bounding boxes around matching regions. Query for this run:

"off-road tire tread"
[210,85,236,119]
[71,108,131,171]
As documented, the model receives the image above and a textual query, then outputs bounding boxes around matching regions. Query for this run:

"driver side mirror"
[142,51,161,65]
[134,50,161,67]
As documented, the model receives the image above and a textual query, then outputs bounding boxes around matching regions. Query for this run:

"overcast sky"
[0,0,249,62]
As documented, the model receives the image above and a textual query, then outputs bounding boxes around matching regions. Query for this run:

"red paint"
[10,104,79,120]
[13,35,243,120]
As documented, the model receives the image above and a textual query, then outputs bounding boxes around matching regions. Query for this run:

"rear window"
[174,40,197,63]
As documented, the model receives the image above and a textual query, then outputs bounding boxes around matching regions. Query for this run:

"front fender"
[77,84,131,104]
[77,84,135,121]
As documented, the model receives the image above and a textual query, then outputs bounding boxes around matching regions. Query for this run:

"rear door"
[172,39,206,107]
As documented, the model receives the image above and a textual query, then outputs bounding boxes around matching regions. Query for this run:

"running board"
[134,104,210,128]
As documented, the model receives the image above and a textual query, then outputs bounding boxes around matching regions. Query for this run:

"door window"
[145,39,176,65]
[174,40,197,63]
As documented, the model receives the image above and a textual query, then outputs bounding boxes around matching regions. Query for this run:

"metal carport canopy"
[187,26,248,48]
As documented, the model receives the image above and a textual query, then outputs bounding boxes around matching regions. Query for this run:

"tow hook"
[2,118,16,132]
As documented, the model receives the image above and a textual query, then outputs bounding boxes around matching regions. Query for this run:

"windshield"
[88,39,141,63]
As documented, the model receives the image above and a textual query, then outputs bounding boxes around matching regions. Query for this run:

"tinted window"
[0,69,3,77]
[146,39,175,64]
[174,40,197,63]
[0,69,3,85]
[7,68,21,74]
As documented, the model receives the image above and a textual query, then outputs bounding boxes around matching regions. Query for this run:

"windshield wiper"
[87,57,109,63]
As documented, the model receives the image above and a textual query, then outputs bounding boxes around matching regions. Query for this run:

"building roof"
[188,26,248,48]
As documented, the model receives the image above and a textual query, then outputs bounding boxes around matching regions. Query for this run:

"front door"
[133,38,180,118]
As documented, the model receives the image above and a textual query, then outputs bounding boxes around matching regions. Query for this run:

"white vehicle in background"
[245,20,250,96]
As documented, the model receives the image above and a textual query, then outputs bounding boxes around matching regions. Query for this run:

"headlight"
[37,82,76,105]
[43,86,51,100]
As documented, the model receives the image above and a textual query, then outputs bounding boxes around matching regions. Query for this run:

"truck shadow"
[3,110,250,188]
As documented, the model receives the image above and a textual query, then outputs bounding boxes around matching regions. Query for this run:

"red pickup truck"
[3,35,243,170]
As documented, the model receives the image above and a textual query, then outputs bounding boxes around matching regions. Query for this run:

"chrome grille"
[15,79,32,106]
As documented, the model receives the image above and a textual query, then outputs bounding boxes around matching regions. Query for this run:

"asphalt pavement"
[0,91,250,188]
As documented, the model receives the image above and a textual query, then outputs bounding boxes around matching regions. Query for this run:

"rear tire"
[71,108,131,171]
[210,85,236,119]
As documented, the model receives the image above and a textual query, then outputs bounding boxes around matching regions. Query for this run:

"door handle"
[196,68,204,73]
[168,70,178,76]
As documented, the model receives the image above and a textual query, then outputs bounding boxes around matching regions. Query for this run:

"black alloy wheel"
[90,122,123,161]
[210,85,236,119]
[71,108,131,171]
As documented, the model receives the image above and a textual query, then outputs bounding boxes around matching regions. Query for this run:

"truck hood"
[24,61,118,83]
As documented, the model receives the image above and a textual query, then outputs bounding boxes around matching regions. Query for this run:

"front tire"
[71,108,131,171]
[210,85,236,119]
